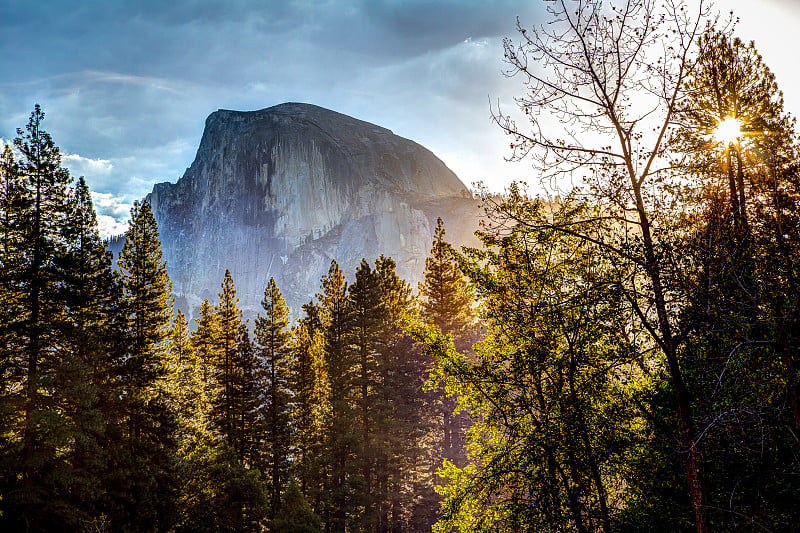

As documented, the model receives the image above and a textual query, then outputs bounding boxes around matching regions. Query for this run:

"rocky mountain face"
[145,102,482,316]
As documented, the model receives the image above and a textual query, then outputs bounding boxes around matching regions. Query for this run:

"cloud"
[0,0,547,209]
[96,214,129,238]
[91,192,132,237]
[62,152,113,175]
[92,191,131,217]
[336,35,531,189]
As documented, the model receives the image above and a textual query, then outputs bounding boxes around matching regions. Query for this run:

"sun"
[713,117,742,145]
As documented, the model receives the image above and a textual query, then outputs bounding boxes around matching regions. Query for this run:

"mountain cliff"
[146,102,482,315]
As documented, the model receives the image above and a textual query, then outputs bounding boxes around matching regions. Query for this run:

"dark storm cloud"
[0,0,543,234]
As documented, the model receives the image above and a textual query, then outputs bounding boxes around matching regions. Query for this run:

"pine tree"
[176,313,269,532]
[419,217,474,469]
[677,29,800,428]
[373,255,431,531]
[118,200,172,388]
[317,260,357,532]
[288,302,330,511]
[235,323,269,527]
[116,199,177,529]
[234,324,258,464]
[272,479,322,533]
[0,111,133,530]
[0,106,74,528]
[255,277,291,519]
[420,217,474,341]
[53,176,124,526]
[213,269,243,446]
[0,145,23,384]
[173,439,268,532]
[0,144,23,500]
[347,258,382,529]
[634,29,800,530]
[167,310,209,444]
[191,298,221,407]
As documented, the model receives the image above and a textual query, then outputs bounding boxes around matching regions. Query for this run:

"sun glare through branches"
[713,117,742,144]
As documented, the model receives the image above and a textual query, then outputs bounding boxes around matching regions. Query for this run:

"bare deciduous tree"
[492,1,714,531]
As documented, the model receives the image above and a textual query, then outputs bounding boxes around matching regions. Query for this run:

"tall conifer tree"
[191,298,221,405]
[0,106,74,528]
[419,217,474,468]
[0,144,22,492]
[348,258,382,529]
[317,260,357,532]
[420,218,474,341]
[118,200,172,388]
[288,301,330,509]
[0,144,23,383]
[117,199,177,529]
[54,177,124,526]
[235,323,261,465]
[255,277,291,519]
[213,269,243,445]
[168,310,209,444]
[373,255,432,531]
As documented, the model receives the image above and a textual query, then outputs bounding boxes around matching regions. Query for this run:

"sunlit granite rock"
[145,102,481,316]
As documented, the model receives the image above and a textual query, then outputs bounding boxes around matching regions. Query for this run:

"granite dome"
[146,102,480,315]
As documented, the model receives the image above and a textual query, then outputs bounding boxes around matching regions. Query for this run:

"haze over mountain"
[143,102,482,315]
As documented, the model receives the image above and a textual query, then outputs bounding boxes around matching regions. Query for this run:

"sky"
[1,0,799,236]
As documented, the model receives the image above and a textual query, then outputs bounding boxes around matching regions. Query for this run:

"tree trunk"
[634,183,710,533]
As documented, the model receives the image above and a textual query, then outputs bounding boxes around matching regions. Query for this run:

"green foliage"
[173,272,271,529]
[0,106,127,530]
[411,194,635,533]
[272,479,321,533]
[115,198,179,530]
[1,106,75,527]
[173,437,268,532]
[213,269,243,445]
[48,176,125,528]
[316,260,359,531]
[347,258,382,527]
[0,107,178,531]
[373,255,435,532]
[236,324,261,467]
[418,216,474,514]
[191,298,222,405]
[118,200,172,386]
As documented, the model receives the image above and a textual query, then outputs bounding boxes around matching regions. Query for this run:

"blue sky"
[1,0,798,235]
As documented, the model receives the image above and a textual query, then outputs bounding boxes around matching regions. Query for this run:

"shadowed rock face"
[146,102,481,316]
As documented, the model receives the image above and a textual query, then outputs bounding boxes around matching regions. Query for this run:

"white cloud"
[92,191,130,216]
[96,214,129,238]
[463,37,488,47]
[62,152,114,175]
[91,191,131,237]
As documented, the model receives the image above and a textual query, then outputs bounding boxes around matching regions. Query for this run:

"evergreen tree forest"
[3,4,800,532]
